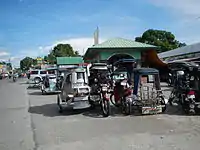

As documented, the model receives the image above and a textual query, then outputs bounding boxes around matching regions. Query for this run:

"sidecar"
[41,74,61,94]
[132,68,168,115]
[57,67,91,113]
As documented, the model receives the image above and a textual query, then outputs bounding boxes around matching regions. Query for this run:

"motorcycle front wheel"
[100,98,110,117]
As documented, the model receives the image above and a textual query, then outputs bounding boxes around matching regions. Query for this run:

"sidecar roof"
[133,68,159,75]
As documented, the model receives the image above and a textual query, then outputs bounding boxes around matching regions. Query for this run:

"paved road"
[1,79,200,150]
[0,79,34,150]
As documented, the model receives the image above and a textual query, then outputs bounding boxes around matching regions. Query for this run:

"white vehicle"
[57,67,91,113]
[29,70,48,84]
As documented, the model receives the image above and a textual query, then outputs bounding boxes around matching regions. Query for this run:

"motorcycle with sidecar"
[57,67,91,113]
[41,74,61,94]
[168,63,200,115]
[131,68,168,115]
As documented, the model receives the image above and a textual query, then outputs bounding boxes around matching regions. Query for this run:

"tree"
[0,61,6,65]
[6,63,12,71]
[20,57,37,71]
[135,29,186,53]
[44,43,79,64]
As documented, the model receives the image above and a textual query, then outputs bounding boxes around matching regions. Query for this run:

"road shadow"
[28,103,89,117]
[27,86,40,90]
[28,91,43,95]
[82,105,133,118]
[28,91,59,96]
[164,104,185,116]
[164,104,200,116]
[28,102,128,118]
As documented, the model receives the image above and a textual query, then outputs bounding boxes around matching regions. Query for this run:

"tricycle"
[131,68,168,115]
[57,67,91,113]
[168,62,200,114]
[41,74,61,94]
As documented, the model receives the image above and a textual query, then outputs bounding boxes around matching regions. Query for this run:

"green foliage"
[44,43,79,64]
[0,61,6,65]
[20,57,37,71]
[0,62,12,70]
[135,29,186,53]
[6,63,12,70]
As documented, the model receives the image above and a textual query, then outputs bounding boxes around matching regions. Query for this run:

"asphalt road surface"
[1,79,200,150]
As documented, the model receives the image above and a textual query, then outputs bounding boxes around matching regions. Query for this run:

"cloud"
[148,0,200,44]
[39,37,106,55]
[149,0,200,18]
[0,51,10,57]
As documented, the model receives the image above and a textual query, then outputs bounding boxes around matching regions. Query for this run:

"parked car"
[29,70,47,84]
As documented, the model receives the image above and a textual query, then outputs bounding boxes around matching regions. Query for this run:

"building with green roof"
[57,57,83,65]
[56,57,84,69]
[83,37,162,66]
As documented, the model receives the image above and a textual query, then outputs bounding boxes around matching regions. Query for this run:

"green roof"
[56,57,83,65]
[90,37,157,49]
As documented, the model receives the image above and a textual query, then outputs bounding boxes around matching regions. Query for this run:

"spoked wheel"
[121,98,131,115]
[100,98,110,117]
[57,94,63,113]
[34,77,41,84]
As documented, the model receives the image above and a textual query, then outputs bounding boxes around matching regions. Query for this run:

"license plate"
[121,82,126,86]
[142,106,162,114]
[74,96,88,101]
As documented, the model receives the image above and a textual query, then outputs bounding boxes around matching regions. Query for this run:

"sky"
[0,0,200,67]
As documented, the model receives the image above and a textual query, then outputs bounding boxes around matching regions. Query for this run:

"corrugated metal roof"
[158,42,200,58]
[56,57,83,65]
[90,37,157,49]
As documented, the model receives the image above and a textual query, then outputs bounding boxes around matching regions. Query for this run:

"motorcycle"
[169,70,200,114]
[110,74,132,115]
[89,74,111,117]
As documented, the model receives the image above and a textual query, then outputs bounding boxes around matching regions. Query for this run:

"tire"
[122,98,131,115]
[57,95,63,113]
[100,99,110,117]
[161,97,167,112]
[88,96,95,109]
[110,93,120,107]
[34,77,41,84]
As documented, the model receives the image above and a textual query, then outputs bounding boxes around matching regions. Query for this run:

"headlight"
[68,94,74,98]
[102,86,108,91]
[121,81,126,86]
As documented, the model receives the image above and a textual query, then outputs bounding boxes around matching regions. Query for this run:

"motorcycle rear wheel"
[122,99,131,115]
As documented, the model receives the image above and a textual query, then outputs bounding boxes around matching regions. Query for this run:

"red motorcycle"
[110,78,132,115]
